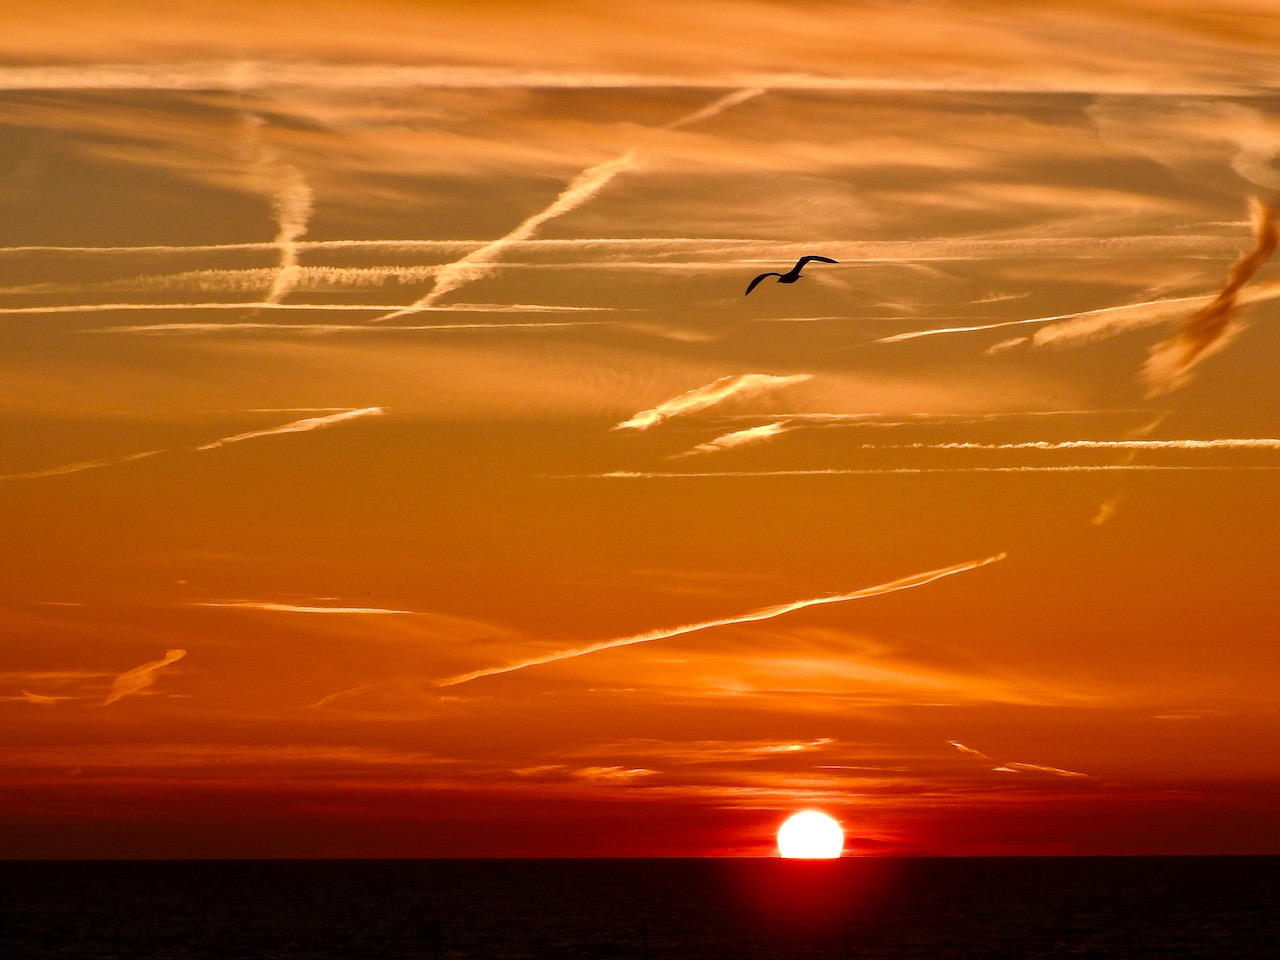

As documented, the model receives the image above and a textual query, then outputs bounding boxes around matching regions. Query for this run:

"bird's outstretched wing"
[745,272,782,295]
[797,255,839,266]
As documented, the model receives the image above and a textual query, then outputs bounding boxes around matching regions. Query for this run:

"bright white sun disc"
[777,810,844,858]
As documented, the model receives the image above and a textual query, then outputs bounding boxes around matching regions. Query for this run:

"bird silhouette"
[745,256,838,295]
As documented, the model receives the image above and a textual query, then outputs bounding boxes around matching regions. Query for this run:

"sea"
[1,857,1275,959]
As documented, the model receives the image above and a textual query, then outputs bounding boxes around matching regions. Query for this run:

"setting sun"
[777,811,844,859]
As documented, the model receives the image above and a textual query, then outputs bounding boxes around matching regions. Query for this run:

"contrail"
[0,62,1250,97]
[615,373,811,431]
[0,450,163,483]
[94,320,611,335]
[196,407,384,451]
[370,152,640,321]
[671,421,792,458]
[371,88,765,320]
[875,294,1211,346]
[996,761,1090,778]
[0,234,1240,260]
[0,301,609,315]
[3,409,386,484]
[866,438,1280,451]
[101,649,186,706]
[1144,195,1279,396]
[196,601,412,614]
[562,465,1280,477]
[436,553,1006,687]
[663,87,766,129]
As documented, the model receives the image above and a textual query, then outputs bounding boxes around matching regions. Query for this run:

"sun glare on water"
[777,811,844,859]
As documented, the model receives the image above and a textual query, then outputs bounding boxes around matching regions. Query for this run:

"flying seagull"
[745,256,839,295]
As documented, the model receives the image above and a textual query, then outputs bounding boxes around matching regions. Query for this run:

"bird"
[745,255,838,295]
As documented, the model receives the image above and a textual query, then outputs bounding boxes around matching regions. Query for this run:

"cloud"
[1143,196,1279,396]
[1091,495,1122,526]
[436,553,1006,687]
[306,684,374,709]
[670,421,792,458]
[101,649,187,707]
[948,741,990,758]
[195,406,385,451]
[0,690,75,706]
[614,374,812,431]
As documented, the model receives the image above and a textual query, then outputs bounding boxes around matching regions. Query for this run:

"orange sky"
[3,0,1280,858]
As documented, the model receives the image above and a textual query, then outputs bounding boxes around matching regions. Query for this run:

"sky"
[3,0,1280,859]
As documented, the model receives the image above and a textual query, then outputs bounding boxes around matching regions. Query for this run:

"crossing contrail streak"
[372,88,765,320]
[436,553,1006,687]
[369,153,639,321]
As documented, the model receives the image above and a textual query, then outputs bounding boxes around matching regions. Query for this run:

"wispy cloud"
[614,374,811,431]
[436,553,1006,687]
[0,690,75,706]
[1092,495,1122,526]
[195,407,385,451]
[1143,196,1279,396]
[101,649,187,707]
[671,421,792,458]
[238,113,314,305]
[306,684,375,709]
[948,741,990,758]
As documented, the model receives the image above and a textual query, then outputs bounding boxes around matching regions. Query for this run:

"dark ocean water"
[1,858,1275,960]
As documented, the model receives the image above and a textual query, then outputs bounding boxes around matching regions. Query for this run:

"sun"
[777,810,844,858]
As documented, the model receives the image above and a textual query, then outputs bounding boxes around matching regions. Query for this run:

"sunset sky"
[3,0,1280,858]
